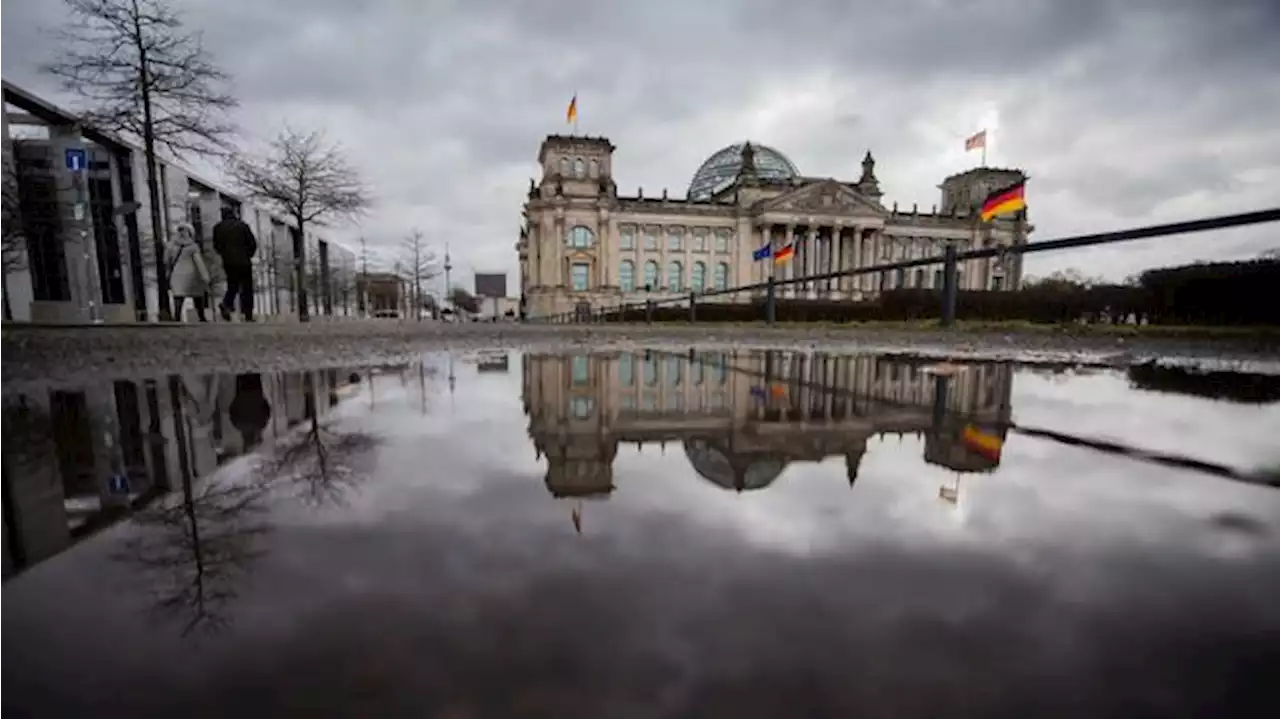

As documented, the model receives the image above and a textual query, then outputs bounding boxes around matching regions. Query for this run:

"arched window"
[714,263,729,290]
[668,261,683,292]
[588,158,599,177]
[619,260,635,292]
[559,157,570,176]
[691,261,707,291]
[566,225,594,249]
[574,158,586,178]
[643,260,659,289]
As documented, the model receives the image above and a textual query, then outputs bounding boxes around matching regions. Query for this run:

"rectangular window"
[620,354,635,386]
[644,229,659,251]
[572,355,589,385]
[667,228,683,251]
[933,269,944,289]
[620,227,635,250]
[571,262,590,291]
[992,275,1004,291]
[714,230,730,253]
[693,229,708,252]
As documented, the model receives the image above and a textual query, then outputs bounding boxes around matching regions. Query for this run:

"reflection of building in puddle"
[522,351,1014,511]
[3,379,174,574]
[2,368,361,579]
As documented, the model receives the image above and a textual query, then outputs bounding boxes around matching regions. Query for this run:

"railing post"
[689,292,697,323]
[942,244,958,327]
[645,298,653,324]
[765,275,777,326]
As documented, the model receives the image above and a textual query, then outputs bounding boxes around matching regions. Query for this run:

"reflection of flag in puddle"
[750,385,787,401]
[962,424,1003,461]
[571,500,583,535]
[939,478,961,505]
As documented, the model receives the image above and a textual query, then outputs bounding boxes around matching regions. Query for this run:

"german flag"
[773,244,795,264]
[979,181,1026,221]
[961,424,1003,461]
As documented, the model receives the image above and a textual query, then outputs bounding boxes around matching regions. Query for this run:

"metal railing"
[531,207,1280,327]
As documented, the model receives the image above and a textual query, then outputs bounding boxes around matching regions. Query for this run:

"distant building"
[518,136,1032,318]
[357,271,403,316]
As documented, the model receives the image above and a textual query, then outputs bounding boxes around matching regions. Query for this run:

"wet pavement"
[3,348,1280,717]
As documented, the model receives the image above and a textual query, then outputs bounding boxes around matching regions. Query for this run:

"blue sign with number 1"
[65,147,87,172]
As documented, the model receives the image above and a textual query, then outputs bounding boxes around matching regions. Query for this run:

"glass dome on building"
[686,142,800,200]
[683,438,787,492]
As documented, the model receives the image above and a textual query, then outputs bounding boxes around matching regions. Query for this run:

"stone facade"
[519,135,1032,318]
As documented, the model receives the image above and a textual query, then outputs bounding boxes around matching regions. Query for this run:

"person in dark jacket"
[212,206,258,322]
[229,373,271,450]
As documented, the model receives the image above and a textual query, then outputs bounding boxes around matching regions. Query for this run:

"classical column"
[596,211,610,288]
[805,227,818,298]
[847,224,859,296]
[831,226,842,296]
[783,224,796,297]
[761,224,773,288]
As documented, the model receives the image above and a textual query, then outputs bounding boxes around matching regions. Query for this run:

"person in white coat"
[167,223,211,322]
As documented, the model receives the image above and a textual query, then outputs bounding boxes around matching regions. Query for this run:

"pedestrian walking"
[212,206,258,322]
[167,224,211,322]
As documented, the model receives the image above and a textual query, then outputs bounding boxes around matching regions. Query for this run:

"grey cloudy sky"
[4,0,1279,287]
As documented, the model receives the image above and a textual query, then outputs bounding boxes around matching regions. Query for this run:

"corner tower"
[536,135,616,199]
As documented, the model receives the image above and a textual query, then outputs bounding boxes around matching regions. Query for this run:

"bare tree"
[230,127,369,321]
[2,158,24,320]
[400,229,438,321]
[44,0,238,320]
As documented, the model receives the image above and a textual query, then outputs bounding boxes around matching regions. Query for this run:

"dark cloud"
[3,0,1278,286]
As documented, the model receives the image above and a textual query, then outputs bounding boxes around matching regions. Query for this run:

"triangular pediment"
[757,180,885,216]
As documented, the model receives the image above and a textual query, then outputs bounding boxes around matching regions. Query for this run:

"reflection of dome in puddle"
[683,438,787,492]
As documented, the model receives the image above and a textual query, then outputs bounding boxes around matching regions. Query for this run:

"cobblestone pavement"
[4,321,1279,389]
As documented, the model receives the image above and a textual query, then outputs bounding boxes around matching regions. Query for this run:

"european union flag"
[752,245,772,261]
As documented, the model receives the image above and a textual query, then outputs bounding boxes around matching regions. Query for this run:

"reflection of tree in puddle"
[115,372,379,637]
[255,373,379,507]
[119,473,271,637]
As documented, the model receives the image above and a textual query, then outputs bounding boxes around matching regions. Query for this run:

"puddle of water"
[3,349,1279,716]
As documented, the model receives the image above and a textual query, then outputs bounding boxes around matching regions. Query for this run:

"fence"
[531,208,1280,326]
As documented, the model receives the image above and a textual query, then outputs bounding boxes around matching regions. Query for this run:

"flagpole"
[981,140,987,168]
[573,90,579,136]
